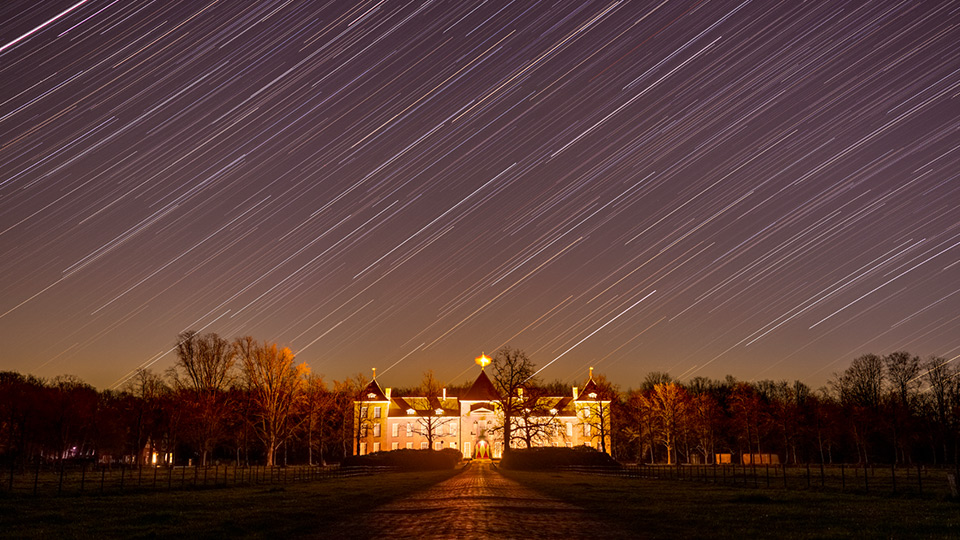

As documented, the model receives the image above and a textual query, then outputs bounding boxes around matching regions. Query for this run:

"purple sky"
[2,0,959,390]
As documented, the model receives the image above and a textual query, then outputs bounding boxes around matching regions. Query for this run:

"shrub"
[342,448,462,470]
[499,446,621,470]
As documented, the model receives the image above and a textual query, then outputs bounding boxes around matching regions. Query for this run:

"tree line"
[1,334,957,468]
[615,352,960,467]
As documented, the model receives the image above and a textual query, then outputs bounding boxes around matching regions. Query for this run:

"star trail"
[1,0,958,390]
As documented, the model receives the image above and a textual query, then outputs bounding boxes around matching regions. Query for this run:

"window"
[583,407,591,417]
[584,441,592,448]
[566,422,573,437]
[360,406,368,418]
[566,442,573,448]
[450,442,457,449]
[450,422,458,436]
[406,422,413,436]
[464,442,472,457]
[583,424,591,436]
[372,442,380,452]
[406,442,413,449]
[373,423,381,437]
[374,406,381,418]
[420,442,428,450]
[391,442,399,450]
[392,422,399,437]
[434,441,442,451]
[359,442,367,455]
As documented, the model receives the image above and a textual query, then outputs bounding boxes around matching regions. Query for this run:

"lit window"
[434,441,442,450]
[584,441,592,447]
[450,422,458,436]
[361,406,368,418]
[583,424,591,436]
[583,408,591,417]
[406,423,412,436]
[392,423,399,437]
[373,442,380,452]
[359,442,367,455]
[373,423,381,437]
[407,408,416,415]
[391,442,399,450]
[374,406,381,418]
[450,442,457,449]
[406,442,413,449]
[566,422,573,437]
[421,442,428,450]
[464,442,472,456]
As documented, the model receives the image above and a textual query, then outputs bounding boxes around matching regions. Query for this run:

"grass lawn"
[502,469,960,539]
[0,468,461,539]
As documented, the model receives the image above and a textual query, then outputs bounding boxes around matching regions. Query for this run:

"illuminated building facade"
[353,362,611,458]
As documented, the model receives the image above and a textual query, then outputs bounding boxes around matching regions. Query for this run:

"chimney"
[589,367,594,380]
[442,387,446,401]
[385,387,392,400]
[573,386,579,400]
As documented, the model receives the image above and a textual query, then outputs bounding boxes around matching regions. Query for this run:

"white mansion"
[354,358,611,458]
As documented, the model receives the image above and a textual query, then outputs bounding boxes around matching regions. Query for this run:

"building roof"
[462,369,500,401]
[359,378,388,401]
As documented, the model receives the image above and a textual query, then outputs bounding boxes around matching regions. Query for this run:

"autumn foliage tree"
[235,337,307,467]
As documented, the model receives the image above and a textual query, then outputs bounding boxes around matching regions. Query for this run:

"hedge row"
[499,446,621,470]
[341,448,462,470]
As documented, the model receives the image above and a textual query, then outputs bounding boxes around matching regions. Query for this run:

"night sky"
[2,1,959,390]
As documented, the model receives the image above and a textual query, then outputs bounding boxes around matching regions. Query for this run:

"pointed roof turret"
[360,368,388,401]
[463,367,500,401]
[575,367,602,401]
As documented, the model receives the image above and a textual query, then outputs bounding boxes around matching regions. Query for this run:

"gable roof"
[462,369,500,401]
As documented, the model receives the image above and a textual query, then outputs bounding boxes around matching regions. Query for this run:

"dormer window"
[407,408,416,415]
[549,408,558,415]
[367,393,377,399]
[588,392,597,399]
[435,409,444,415]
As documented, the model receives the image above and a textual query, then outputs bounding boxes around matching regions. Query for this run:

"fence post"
[58,460,65,496]
[891,462,897,494]
[33,459,40,496]
[782,463,787,489]
[863,462,869,493]
[81,462,87,493]
[917,464,922,495]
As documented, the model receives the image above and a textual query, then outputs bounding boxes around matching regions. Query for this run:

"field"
[503,468,960,539]
[0,468,460,538]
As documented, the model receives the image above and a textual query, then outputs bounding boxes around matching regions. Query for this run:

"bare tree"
[235,337,307,466]
[833,353,884,463]
[577,373,617,454]
[513,386,562,448]
[643,382,692,464]
[302,373,330,465]
[884,351,921,464]
[170,331,236,466]
[408,370,454,449]
[490,347,536,453]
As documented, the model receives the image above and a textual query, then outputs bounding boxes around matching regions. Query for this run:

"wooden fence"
[1,462,394,497]
[564,462,960,499]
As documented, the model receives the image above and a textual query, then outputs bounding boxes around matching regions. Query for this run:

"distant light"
[475,353,491,368]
